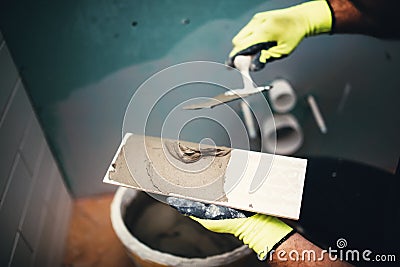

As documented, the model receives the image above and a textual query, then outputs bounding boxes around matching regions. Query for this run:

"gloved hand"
[167,197,294,260]
[228,0,333,71]
[192,214,293,260]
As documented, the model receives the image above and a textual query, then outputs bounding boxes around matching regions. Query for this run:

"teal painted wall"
[1,0,399,196]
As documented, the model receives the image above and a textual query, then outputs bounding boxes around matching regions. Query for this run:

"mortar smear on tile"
[164,140,231,163]
[109,134,230,202]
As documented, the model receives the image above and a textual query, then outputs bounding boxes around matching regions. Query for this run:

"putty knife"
[182,85,272,110]
[103,134,307,220]
[182,56,272,110]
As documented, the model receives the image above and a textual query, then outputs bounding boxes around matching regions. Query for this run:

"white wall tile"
[43,169,71,266]
[19,148,53,248]
[47,207,67,267]
[0,156,31,266]
[55,186,72,266]
[0,44,18,117]
[47,168,65,216]
[0,36,72,267]
[9,233,33,267]
[32,210,54,267]
[0,82,31,198]
[20,115,45,175]
[28,204,47,258]
[34,146,55,201]
[37,166,71,267]
[51,173,72,239]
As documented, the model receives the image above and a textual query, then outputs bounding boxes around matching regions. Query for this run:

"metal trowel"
[182,56,272,110]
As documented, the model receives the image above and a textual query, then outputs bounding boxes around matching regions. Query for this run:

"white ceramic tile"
[52,175,71,234]
[43,170,72,267]
[20,115,45,175]
[29,204,47,253]
[32,210,54,267]
[0,231,18,267]
[34,182,72,267]
[34,146,55,201]
[0,156,31,266]
[0,44,18,117]
[0,40,70,267]
[0,82,31,198]
[47,171,63,218]
[43,163,57,204]
[47,202,68,267]
[20,147,53,248]
[56,183,72,250]
[60,181,72,212]
[9,233,33,267]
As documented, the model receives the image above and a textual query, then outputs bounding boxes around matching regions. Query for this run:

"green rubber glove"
[229,0,333,71]
[191,214,294,260]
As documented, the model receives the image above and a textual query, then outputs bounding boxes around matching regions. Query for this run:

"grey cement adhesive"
[109,134,230,202]
[164,140,231,164]
[125,192,242,258]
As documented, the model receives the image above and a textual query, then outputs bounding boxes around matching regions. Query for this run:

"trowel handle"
[234,55,256,91]
[233,55,252,73]
[167,197,254,220]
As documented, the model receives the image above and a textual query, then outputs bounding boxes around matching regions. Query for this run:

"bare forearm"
[267,233,353,267]
[328,0,400,38]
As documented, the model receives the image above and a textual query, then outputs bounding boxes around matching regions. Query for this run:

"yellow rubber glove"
[229,0,333,71]
[191,214,294,260]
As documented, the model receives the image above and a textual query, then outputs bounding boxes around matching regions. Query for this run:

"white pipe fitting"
[262,114,303,155]
[269,79,297,113]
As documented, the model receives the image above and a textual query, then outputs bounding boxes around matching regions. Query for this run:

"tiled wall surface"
[0,32,72,267]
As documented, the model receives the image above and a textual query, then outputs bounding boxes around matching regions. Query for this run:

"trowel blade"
[182,92,241,110]
[182,86,271,110]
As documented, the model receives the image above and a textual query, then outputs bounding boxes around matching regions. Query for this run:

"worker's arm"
[229,0,399,71]
[268,233,352,267]
[168,197,352,266]
[331,0,399,37]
